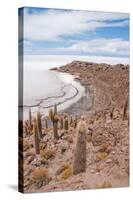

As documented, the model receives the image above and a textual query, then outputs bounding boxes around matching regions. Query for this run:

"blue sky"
[20,7,129,57]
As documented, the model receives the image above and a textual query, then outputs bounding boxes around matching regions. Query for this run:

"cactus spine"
[33,118,40,155]
[73,116,87,175]
[49,104,59,139]
[37,111,43,138]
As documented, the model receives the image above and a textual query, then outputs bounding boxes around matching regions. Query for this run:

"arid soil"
[19,61,129,193]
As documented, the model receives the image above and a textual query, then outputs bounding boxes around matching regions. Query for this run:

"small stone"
[90,169,95,174]
[112,151,116,154]
[106,159,112,163]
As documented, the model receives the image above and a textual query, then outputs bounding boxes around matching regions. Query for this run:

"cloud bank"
[22,8,129,57]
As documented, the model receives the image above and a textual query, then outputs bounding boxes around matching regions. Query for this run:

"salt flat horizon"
[24,55,129,71]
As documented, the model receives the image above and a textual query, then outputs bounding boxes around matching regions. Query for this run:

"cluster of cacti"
[25,106,87,163]
[49,104,59,139]
[33,117,40,155]
[73,116,87,175]
[28,109,43,155]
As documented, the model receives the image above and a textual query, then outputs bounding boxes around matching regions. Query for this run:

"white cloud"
[57,38,129,57]
[24,9,129,41]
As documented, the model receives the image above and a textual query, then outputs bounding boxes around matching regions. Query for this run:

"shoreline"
[60,77,93,117]
[53,60,129,115]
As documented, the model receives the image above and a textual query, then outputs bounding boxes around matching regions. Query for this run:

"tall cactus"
[36,111,43,138]
[60,116,63,130]
[123,97,128,120]
[74,115,78,128]
[70,115,73,126]
[73,116,87,175]
[64,116,69,130]
[49,104,59,139]
[29,107,32,130]
[45,118,48,129]
[33,118,40,155]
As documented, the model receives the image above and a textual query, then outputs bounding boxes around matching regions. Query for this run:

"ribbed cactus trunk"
[70,115,73,126]
[64,117,69,130]
[49,104,59,139]
[33,118,40,155]
[73,118,87,175]
[60,116,63,129]
[37,111,43,138]
[53,121,58,139]
[53,104,59,139]
[29,107,32,129]
[123,97,128,120]
[45,118,48,129]
[74,115,77,128]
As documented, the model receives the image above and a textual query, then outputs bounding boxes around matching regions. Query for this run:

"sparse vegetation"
[32,168,51,188]
[56,163,71,175]
[40,149,56,160]
[96,181,112,189]
[99,143,109,152]
[61,166,72,179]
[24,120,32,136]
[96,152,108,161]
[23,140,31,151]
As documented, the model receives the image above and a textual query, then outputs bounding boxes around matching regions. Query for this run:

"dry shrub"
[96,152,108,161]
[56,163,70,175]
[99,143,109,152]
[96,181,112,189]
[32,168,50,188]
[40,141,47,150]
[25,148,35,157]
[23,140,31,151]
[24,120,32,136]
[61,166,72,179]
[40,149,56,160]
[96,164,103,172]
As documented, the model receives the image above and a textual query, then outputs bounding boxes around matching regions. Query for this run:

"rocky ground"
[19,61,129,193]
